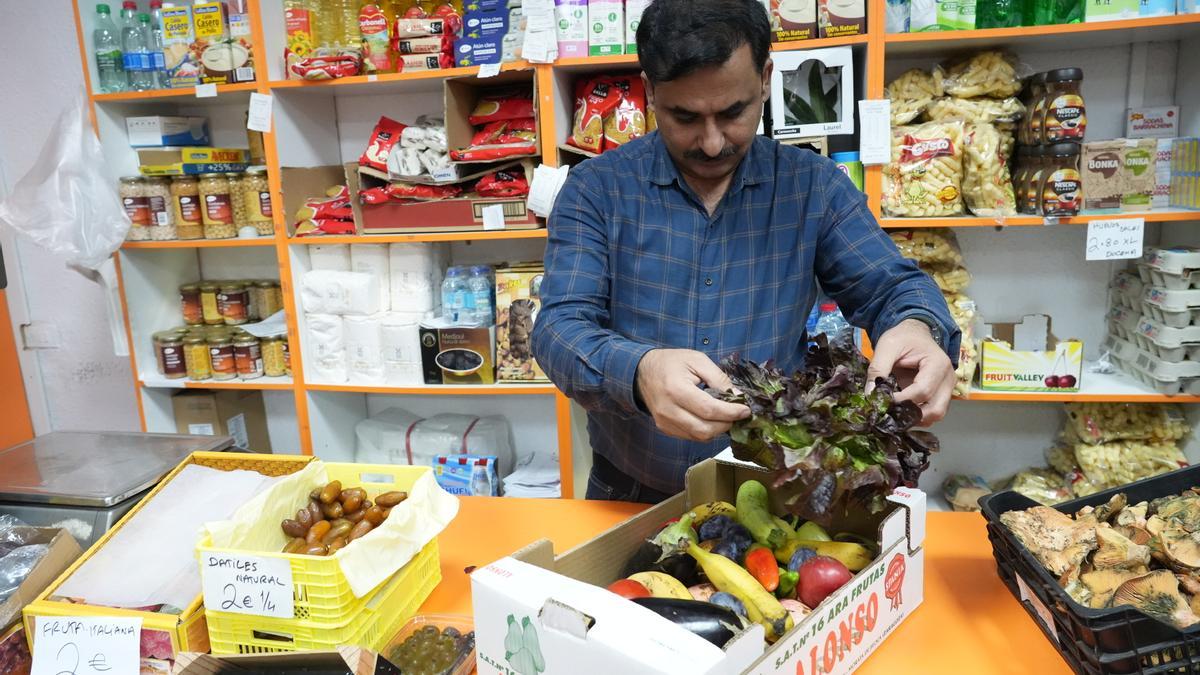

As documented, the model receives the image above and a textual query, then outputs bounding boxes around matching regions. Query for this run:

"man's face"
[644,44,772,183]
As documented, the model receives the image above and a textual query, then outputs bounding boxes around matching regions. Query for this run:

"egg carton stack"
[1104,247,1200,395]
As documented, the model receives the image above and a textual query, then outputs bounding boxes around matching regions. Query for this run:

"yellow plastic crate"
[205,538,441,654]
[22,452,313,659]
[197,463,443,653]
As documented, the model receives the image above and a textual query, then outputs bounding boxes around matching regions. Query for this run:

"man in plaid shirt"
[532,0,960,502]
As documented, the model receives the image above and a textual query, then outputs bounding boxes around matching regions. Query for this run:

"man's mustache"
[683,145,738,162]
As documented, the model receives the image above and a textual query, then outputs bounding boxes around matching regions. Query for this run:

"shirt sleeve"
[531,166,655,417]
[812,161,962,365]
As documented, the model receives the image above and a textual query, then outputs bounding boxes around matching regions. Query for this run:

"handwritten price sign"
[1086,218,1144,261]
[31,616,141,675]
[200,552,295,619]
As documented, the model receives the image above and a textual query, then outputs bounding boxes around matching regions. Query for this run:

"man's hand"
[867,319,955,424]
[636,349,751,441]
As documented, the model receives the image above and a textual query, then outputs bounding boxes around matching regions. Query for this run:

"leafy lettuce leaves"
[713,334,938,525]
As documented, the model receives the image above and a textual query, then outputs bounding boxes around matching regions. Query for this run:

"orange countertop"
[423,498,1071,674]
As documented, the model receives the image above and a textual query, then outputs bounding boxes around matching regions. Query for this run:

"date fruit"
[319,480,343,504]
[306,519,331,544]
[375,491,407,508]
[281,519,307,538]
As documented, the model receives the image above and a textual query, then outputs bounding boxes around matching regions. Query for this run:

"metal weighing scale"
[0,431,234,548]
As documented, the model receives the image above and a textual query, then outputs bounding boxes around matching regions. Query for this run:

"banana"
[736,481,789,550]
[688,542,793,642]
[629,571,692,599]
[774,538,874,572]
[688,501,736,527]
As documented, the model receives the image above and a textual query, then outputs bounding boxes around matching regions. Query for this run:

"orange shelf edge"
[305,383,560,395]
[121,238,279,250]
[266,60,533,91]
[880,210,1200,228]
[286,229,548,245]
[960,391,1200,402]
[886,12,1200,45]
[92,81,259,103]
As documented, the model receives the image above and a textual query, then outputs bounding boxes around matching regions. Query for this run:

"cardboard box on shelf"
[1082,140,1124,213]
[126,116,211,148]
[171,390,271,452]
[0,528,82,632]
[1085,0,1139,21]
[1154,138,1174,210]
[819,0,866,37]
[496,264,548,382]
[769,48,855,139]
[1126,106,1180,139]
[419,322,496,384]
[192,0,256,84]
[281,165,354,236]
[769,0,818,41]
[588,0,625,56]
[979,314,1083,392]
[137,147,250,176]
[1122,138,1158,212]
[445,70,541,165]
[472,456,927,675]
[625,0,649,53]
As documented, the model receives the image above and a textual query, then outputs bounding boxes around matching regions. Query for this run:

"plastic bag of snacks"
[923,96,1025,124]
[360,116,409,173]
[954,330,978,398]
[1044,443,1104,497]
[294,186,358,237]
[1063,403,1189,446]
[886,69,942,125]
[943,474,991,512]
[935,51,1022,99]
[920,262,971,294]
[475,167,530,198]
[603,76,648,151]
[286,49,363,81]
[1074,440,1187,489]
[883,121,966,217]
[468,89,535,126]
[889,229,965,267]
[1007,467,1073,506]
[961,122,1017,217]
[567,77,623,154]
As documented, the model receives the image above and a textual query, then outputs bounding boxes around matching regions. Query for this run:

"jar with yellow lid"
[153,332,186,379]
[209,334,237,380]
[199,282,222,325]
[254,280,284,319]
[183,335,212,380]
[120,176,151,241]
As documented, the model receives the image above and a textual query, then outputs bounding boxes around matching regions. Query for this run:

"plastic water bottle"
[441,266,468,324]
[94,4,126,93]
[468,265,494,325]
[148,0,168,89]
[814,302,853,342]
[137,13,162,90]
[121,4,154,91]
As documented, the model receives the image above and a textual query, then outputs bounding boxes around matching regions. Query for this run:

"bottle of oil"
[358,1,395,72]
[284,0,319,54]
[333,0,360,48]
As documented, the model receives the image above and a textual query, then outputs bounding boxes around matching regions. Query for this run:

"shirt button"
[702,337,711,345]
[704,277,713,286]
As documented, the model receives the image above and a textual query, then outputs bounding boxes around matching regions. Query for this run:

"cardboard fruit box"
[471,455,926,675]
[979,314,1084,392]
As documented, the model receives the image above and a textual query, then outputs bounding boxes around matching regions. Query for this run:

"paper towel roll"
[382,313,423,386]
[305,313,347,383]
[309,244,351,271]
[301,270,382,315]
[351,244,391,311]
[345,313,385,384]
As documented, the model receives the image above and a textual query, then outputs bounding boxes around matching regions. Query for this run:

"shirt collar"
[648,132,773,190]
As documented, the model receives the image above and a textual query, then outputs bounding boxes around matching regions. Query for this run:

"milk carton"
[587,0,624,56]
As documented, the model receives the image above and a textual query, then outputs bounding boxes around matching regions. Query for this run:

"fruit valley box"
[979,314,1083,392]
[471,455,927,675]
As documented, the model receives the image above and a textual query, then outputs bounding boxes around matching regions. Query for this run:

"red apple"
[797,556,852,608]
[607,579,651,599]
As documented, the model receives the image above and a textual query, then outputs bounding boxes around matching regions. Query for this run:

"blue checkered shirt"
[531,132,960,495]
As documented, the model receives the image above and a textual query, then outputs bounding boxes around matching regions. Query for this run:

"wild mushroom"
[1002,506,1098,577]
[1110,570,1200,629]
[1155,494,1200,532]
[1093,525,1152,570]
[1094,493,1129,523]
[1081,568,1147,609]
[1116,502,1149,530]
[1158,525,1200,573]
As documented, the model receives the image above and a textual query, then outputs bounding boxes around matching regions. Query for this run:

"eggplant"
[652,553,700,587]
[621,540,665,578]
[630,597,741,648]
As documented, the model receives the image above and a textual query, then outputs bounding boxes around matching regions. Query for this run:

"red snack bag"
[294,219,358,236]
[603,76,648,152]
[359,187,393,204]
[476,168,530,197]
[360,116,408,172]
[287,52,363,80]
[468,89,536,125]
[449,144,538,162]
[470,118,538,147]
[386,182,463,201]
[396,52,455,72]
[567,77,622,154]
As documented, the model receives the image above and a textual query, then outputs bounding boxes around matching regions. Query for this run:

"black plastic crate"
[980,464,1200,674]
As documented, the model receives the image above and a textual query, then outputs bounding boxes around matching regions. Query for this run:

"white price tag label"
[200,552,295,619]
[1015,575,1058,645]
[1086,217,1144,261]
[482,204,507,230]
[367,74,378,82]
[857,99,891,165]
[32,616,141,675]
[195,82,218,98]
[247,92,273,133]
[478,62,502,78]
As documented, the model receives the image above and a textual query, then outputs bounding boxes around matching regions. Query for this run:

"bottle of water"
[440,267,468,325]
[813,302,853,342]
[468,265,494,325]
[137,13,162,90]
[93,4,126,93]
[147,0,167,89]
[121,4,154,91]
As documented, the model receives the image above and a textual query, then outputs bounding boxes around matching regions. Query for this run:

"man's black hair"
[636,0,772,84]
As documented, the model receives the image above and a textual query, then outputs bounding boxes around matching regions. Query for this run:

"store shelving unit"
[70,0,1200,497]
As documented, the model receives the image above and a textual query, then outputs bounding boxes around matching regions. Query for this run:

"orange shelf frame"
[121,238,279,249]
[287,229,548,245]
[771,34,872,50]
[267,60,533,91]
[886,13,1200,45]
[881,210,1200,229]
[961,390,1200,403]
[92,81,260,103]
[142,378,297,391]
[306,383,560,395]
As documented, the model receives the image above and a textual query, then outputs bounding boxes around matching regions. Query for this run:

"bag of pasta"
[923,96,1025,124]
[567,76,622,155]
[889,228,964,266]
[886,68,942,125]
[1064,402,1189,446]
[603,76,648,151]
[883,121,966,217]
[962,122,1017,217]
[936,50,1022,99]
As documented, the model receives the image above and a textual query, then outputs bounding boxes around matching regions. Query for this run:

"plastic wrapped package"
[920,261,971,293]
[961,122,1017,217]
[935,51,1022,99]
[344,313,385,384]
[350,244,390,311]
[885,69,942,125]
[355,408,517,478]
[0,544,50,604]
[1074,440,1187,489]
[883,121,966,217]
[305,313,347,383]
[1045,442,1104,497]
[0,90,129,270]
[922,96,1025,124]
[954,332,978,398]
[889,229,965,267]
[309,243,352,271]
[1007,467,1073,506]
[300,270,383,315]
[1064,402,1190,446]
[943,474,991,512]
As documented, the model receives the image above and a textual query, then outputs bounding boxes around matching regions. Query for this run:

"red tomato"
[798,556,852,608]
[607,579,651,599]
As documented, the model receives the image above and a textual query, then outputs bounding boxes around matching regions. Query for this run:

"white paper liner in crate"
[203,460,459,598]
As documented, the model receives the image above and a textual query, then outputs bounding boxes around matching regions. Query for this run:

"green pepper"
[777,569,799,599]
